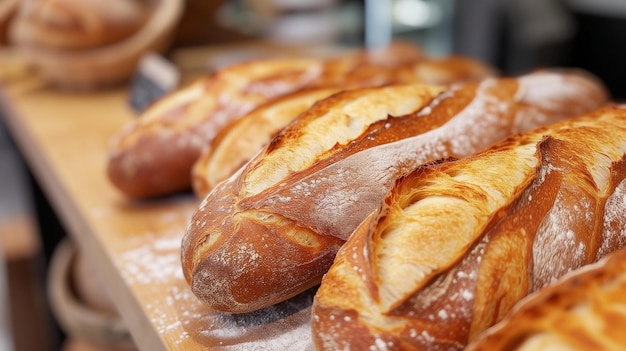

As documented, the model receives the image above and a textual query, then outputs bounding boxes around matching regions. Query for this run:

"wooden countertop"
[0,43,333,351]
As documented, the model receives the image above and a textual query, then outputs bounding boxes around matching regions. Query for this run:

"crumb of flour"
[117,224,315,350]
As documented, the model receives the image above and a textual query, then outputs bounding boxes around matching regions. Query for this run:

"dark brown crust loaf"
[181,70,609,314]
[106,48,494,199]
[311,106,626,351]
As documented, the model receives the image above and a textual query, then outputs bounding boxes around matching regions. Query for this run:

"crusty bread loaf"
[9,0,149,49]
[181,70,609,314]
[310,106,626,351]
[107,48,494,199]
[0,0,20,45]
[108,57,326,198]
[191,87,344,198]
[189,53,518,199]
[466,246,626,351]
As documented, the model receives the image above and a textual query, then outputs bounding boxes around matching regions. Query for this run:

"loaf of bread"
[181,70,609,314]
[466,246,626,351]
[9,0,148,49]
[107,58,333,198]
[191,87,344,197]
[0,0,20,44]
[107,48,494,198]
[310,106,626,351]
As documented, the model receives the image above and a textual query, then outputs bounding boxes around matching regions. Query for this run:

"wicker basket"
[48,239,136,351]
[10,0,183,89]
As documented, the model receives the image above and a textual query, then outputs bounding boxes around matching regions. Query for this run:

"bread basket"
[48,238,136,350]
[9,0,184,90]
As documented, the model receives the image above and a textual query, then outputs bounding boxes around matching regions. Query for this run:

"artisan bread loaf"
[181,70,609,314]
[107,58,323,198]
[310,106,626,351]
[466,246,626,351]
[0,0,19,44]
[106,48,494,198]
[191,87,344,197]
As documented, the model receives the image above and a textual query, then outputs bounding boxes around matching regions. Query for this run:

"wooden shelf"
[0,43,330,350]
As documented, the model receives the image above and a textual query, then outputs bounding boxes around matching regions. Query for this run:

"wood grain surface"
[0,44,329,351]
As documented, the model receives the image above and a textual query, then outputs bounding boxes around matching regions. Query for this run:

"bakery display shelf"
[0,43,336,351]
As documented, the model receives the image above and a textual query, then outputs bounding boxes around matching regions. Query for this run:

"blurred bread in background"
[0,0,20,45]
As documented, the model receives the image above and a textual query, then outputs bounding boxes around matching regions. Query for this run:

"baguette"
[107,57,326,198]
[181,70,609,314]
[466,246,626,351]
[191,87,344,198]
[310,106,626,351]
[106,48,494,199]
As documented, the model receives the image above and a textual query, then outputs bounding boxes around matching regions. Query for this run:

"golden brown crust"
[191,87,343,198]
[107,58,326,198]
[311,106,626,351]
[181,71,609,314]
[107,49,495,199]
[9,0,149,50]
[192,67,608,200]
[467,248,626,350]
[106,79,209,198]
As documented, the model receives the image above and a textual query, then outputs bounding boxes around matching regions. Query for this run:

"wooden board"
[0,43,343,351]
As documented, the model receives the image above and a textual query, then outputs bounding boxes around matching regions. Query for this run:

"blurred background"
[1,0,625,350]
[166,0,626,97]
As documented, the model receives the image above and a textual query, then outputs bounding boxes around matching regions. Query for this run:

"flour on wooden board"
[117,222,314,349]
